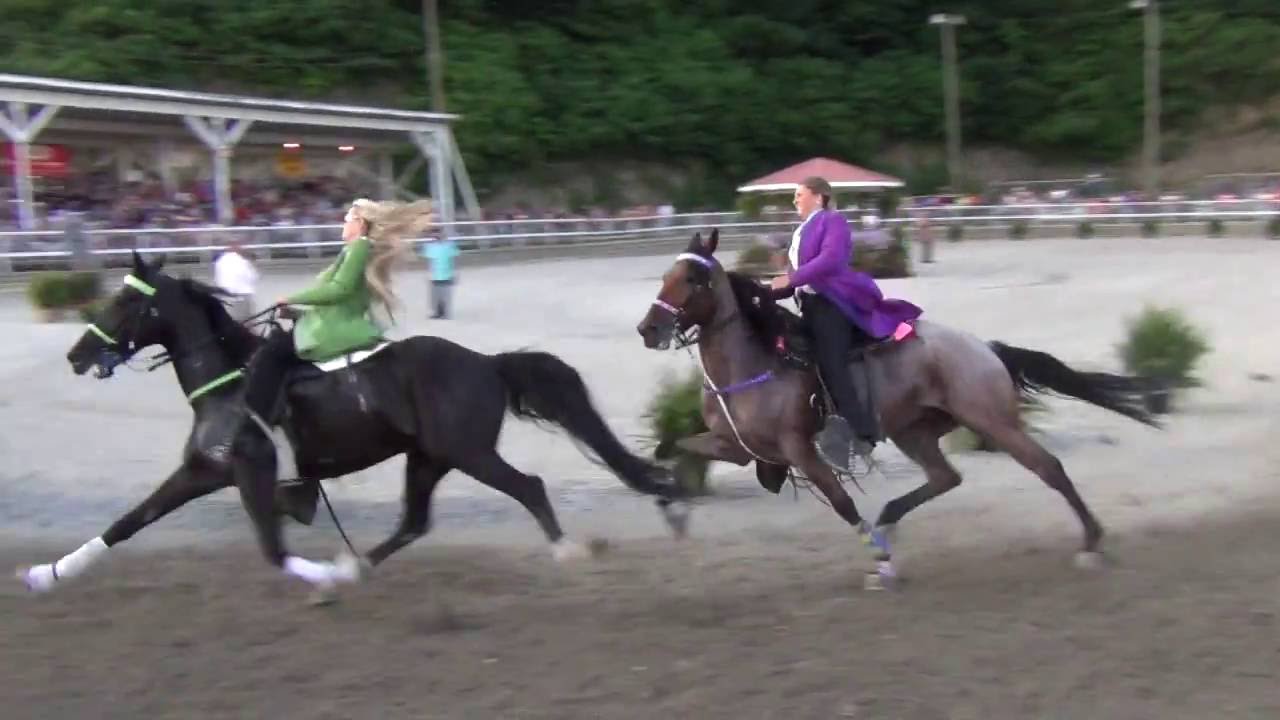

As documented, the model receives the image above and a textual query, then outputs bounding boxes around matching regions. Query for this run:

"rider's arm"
[786,212,851,288]
[285,236,372,306]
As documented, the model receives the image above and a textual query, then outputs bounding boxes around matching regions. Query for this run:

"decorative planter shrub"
[643,369,711,495]
[1116,305,1210,413]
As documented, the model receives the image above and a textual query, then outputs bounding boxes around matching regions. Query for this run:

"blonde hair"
[348,198,434,320]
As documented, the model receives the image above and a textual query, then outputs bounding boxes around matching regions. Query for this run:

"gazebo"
[737,157,903,194]
[735,156,907,258]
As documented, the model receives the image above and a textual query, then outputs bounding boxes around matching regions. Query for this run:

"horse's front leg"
[17,464,228,594]
[231,451,359,606]
[674,432,753,466]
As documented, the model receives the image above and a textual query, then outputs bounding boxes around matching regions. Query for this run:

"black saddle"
[771,307,893,370]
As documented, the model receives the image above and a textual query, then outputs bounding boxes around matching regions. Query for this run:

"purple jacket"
[788,210,923,339]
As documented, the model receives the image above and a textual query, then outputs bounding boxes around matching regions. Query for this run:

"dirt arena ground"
[2,237,1279,718]
[3,512,1279,719]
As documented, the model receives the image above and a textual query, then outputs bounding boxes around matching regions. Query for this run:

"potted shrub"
[946,395,1047,452]
[642,369,711,495]
[26,270,103,323]
[78,296,111,323]
[1266,215,1280,240]
[1206,217,1225,238]
[946,223,963,242]
[1116,305,1210,413]
[1008,219,1030,240]
[735,193,767,221]
[1076,220,1095,239]
[1141,219,1160,238]
[733,241,777,275]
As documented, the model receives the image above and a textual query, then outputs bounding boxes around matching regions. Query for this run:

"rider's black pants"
[243,328,301,424]
[799,292,875,439]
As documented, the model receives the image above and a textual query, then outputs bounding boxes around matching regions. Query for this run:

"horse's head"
[636,229,725,350]
[67,251,174,378]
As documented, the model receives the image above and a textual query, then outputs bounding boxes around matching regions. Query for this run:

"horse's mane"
[724,271,789,351]
[177,277,262,366]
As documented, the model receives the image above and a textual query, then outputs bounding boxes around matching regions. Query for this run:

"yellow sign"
[275,152,307,178]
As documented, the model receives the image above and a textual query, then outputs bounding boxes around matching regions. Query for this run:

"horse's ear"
[686,231,703,253]
[706,228,719,255]
[131,249,145,274]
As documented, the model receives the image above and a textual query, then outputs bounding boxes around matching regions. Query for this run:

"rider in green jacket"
[240,198,433,481]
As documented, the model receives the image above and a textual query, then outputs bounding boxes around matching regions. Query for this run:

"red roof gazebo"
[737,157,903,193]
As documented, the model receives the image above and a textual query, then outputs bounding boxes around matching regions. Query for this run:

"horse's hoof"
[863,571,891,591]
[16,565,54,594]
[587,537,611,557]
[331,550,368,585]
[307,585,338,607]
[1073,551,1105,571]
[551,539,589,563]
[657,499,692,540]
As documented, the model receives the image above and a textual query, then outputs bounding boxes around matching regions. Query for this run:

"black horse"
[18,251,687,602]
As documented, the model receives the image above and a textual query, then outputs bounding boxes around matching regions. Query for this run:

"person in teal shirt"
[241,197,433,480]
[423,234,459,319]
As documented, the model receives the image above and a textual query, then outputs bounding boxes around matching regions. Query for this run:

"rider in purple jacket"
[769,176,923,471]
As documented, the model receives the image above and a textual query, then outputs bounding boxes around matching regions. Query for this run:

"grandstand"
[0,73,481,230]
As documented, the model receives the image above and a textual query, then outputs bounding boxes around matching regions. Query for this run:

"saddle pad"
[310,341,392,373]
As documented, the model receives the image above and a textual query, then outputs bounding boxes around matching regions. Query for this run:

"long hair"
[349,198,434,319]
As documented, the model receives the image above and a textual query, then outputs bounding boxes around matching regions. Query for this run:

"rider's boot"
[245,409,299,481]
[245,407,316,525]
[815,414,856,473]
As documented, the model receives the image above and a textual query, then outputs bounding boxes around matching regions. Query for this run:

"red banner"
[1,143,72,178]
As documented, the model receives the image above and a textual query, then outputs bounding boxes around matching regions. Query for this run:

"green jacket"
[286,236,384,361]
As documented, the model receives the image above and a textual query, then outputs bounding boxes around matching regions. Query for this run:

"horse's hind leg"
[974,419,1105,562]
[366,453,450,567]
[17,465,226,594]
[453,450,586,561]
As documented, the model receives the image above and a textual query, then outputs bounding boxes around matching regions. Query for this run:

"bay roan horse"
[636,230,1158,586]
[17,251,687,603]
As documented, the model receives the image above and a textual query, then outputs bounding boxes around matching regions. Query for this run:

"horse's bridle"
[650,252,738,348]
[84,274,160,378]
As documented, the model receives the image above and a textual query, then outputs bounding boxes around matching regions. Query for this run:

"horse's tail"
[492,350,685,499]
[987,341,1160,428]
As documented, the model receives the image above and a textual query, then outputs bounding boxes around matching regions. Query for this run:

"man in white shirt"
[213,240,259,323]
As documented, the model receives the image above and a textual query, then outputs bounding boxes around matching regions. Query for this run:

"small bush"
[735,194,767,221]
[1141,219,1160,238]
[1076,220,1095,239]
[1116,305,1210,389]
[78,297,111,323]
[946,223,963,242]
[1008,219,1030,240]
[1206,217,1225,237]
[733,241,777,274]
[642,369,711,495]
[27,273,71,309]
[851,232,912,279]
[1266,215,1280,239]
[946,396,1047,452]
[26,270,101,309]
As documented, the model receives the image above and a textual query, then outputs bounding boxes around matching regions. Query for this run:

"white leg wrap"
[283,555,334,586]
[551,538,588,562]
[55,537,109,581]
[21,537,109,593]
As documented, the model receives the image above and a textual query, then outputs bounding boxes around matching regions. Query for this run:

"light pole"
[1129,0,1160,198]
[422,0,445,112]
[929,13,966,193]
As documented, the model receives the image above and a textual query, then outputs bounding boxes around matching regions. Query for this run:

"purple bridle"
[651,251,776,397]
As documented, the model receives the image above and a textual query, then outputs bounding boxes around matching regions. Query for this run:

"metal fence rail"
[1,200,1276,273]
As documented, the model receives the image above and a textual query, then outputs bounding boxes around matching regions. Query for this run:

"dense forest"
[2,0,1278,202]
